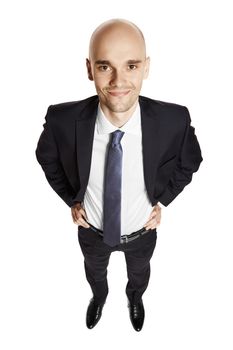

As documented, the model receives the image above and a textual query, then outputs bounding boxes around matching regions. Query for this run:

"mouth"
[107,90,130,97]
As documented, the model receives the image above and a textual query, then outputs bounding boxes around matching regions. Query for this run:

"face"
[86,25,150,115]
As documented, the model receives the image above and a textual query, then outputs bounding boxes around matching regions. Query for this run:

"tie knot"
[111,130,124,146]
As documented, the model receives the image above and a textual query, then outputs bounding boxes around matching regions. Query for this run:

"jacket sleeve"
[157,107,203,206]
[35,106,76,207]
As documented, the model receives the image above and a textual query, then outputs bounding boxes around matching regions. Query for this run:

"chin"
[106,98,138,114]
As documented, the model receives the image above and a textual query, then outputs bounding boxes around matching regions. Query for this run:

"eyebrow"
[94,59,143,65]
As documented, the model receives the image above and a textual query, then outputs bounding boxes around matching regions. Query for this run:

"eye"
[98,65,111,72]
[128,64,137,70]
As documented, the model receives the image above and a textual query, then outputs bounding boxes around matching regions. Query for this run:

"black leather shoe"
[86,297,105,329]
[128,299,145,331]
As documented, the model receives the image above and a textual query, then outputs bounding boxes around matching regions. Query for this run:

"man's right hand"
[71,202,90,228]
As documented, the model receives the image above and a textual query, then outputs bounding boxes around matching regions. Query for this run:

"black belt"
[87,222,152,244]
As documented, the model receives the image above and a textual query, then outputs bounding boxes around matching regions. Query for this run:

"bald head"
[86,19,150,120]
[89,19,146,60]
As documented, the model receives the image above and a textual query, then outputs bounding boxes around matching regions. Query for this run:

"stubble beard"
[105,100,135,113]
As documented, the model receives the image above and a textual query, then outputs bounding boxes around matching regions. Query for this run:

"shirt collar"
[96,103,141,136]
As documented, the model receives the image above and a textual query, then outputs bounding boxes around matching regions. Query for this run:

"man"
[35,19,202,332]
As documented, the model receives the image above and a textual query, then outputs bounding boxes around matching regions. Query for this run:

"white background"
[1,0,232,349]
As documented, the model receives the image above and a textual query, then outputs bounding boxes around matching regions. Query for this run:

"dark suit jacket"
[35,95,202,208]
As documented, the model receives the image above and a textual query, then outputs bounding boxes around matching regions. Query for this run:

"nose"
[109,69,126,87]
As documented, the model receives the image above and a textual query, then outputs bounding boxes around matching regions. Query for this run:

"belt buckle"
[121,235,129,244]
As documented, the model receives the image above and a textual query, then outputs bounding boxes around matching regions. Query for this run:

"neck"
[100,101,138,128]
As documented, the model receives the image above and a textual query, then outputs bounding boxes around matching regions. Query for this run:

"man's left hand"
[144,204,161,230]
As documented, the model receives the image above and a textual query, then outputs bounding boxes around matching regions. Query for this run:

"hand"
[71,202,90,228]
[144,204,161,230]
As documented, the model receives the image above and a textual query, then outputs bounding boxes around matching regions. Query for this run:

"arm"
[35,106,76,207]
[157,107,203,206]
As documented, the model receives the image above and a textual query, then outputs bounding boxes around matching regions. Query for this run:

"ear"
[143,56,150,79]
[86,58,94,81]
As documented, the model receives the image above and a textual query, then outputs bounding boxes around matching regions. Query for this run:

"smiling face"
[86,20,150,118]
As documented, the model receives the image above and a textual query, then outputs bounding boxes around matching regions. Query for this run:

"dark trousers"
[78,226,157,304]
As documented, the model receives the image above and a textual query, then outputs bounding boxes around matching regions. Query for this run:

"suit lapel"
[140,97,161,202]
[75,98,98,200]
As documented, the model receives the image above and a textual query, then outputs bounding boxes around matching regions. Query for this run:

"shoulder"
[139,95,190,128]
[46,95,99,121]
[139,95,188,114]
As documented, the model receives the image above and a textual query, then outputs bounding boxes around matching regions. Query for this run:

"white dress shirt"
[82,103,153,235]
